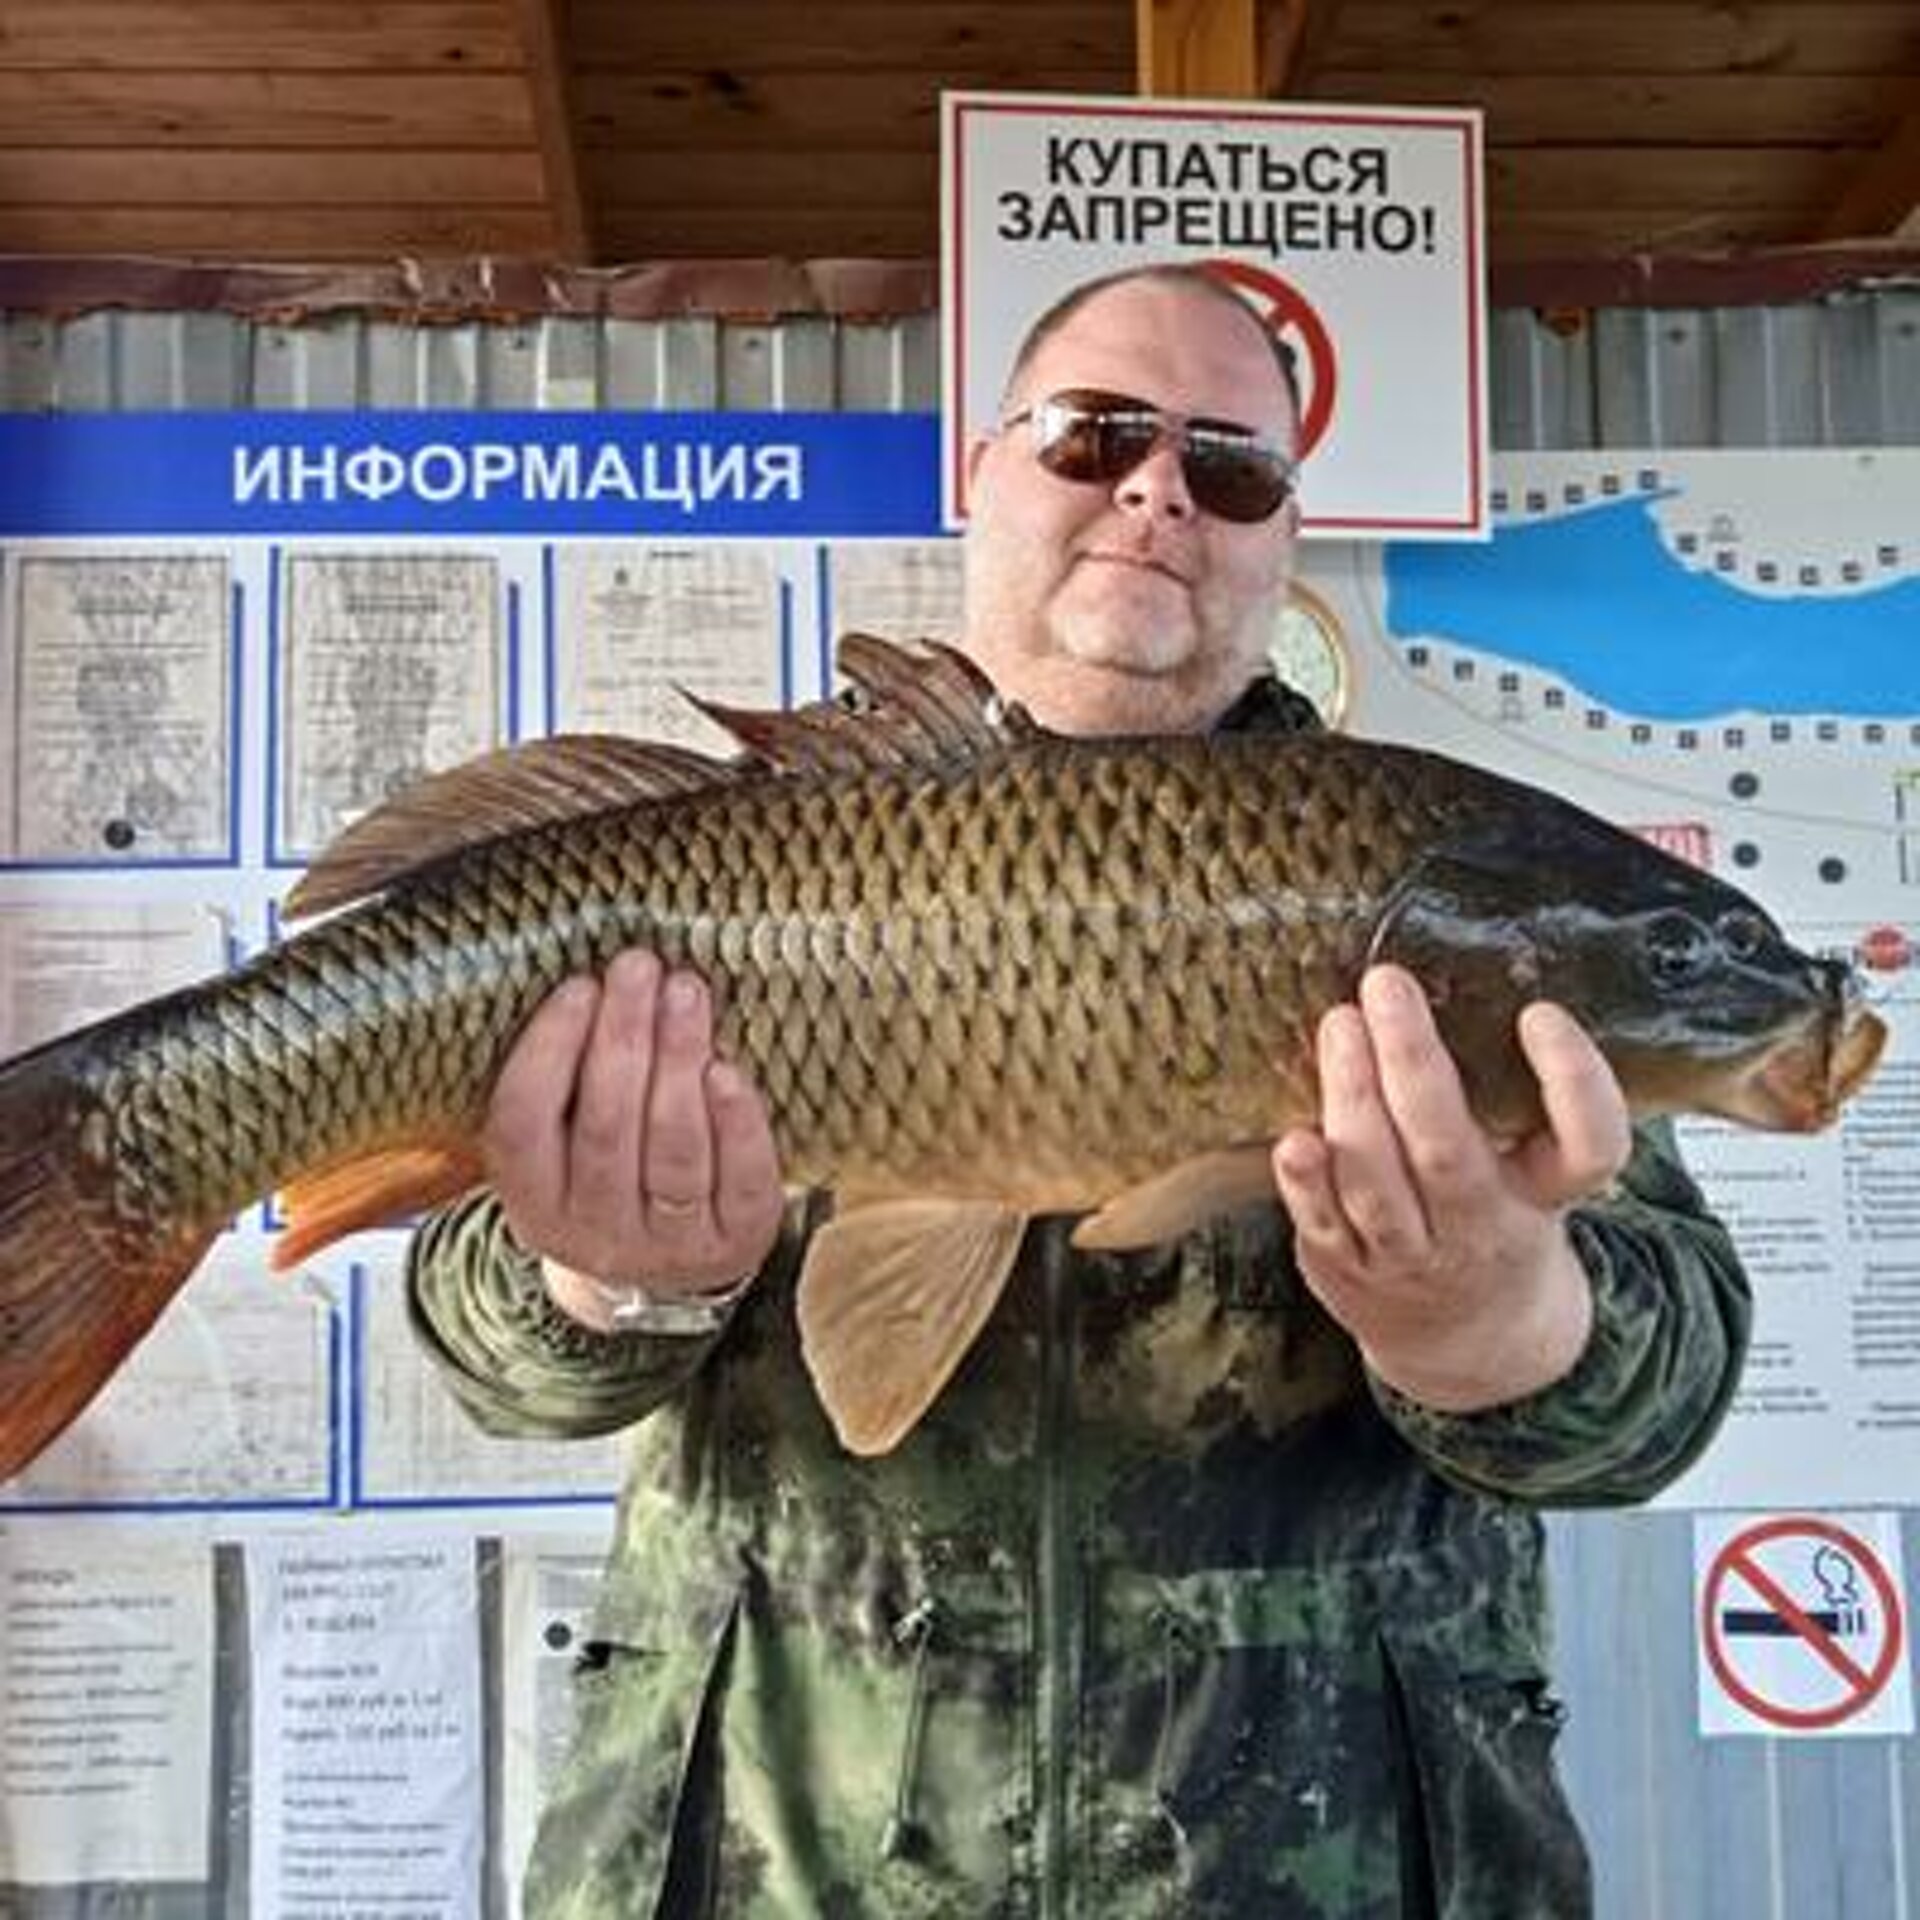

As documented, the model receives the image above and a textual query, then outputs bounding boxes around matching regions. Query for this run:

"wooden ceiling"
[0,1,1916,269]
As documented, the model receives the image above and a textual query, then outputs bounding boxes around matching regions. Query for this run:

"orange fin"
[284,733,734,921]
[689,632,1039,777]
[796,1199,1027,1456]
[0,1039,214,1480]
[273,1142,486,1269]
[1070,1147,1278,1253]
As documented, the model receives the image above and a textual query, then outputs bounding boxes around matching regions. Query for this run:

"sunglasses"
[1002,387,1298,524]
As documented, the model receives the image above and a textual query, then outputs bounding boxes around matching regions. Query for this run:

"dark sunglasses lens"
[1035,401,1159,484]
[1182,438,1293,522]
[1029,392,1292,522]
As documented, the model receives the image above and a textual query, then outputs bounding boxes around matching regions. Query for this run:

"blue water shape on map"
[1384,490,1920,720]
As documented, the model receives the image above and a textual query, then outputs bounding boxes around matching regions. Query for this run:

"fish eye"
[1643,910,1713,984]
[1718,909,1769,961]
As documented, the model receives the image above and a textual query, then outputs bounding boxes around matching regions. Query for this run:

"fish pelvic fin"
[1070,1146,1280,1252]
[796,1198,1028,1456]
[273,1140,487,1270]
[0,1038,214,1480]
[285,734,732,921]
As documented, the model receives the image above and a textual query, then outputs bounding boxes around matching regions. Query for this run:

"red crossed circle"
[1197,257,1339,461]
[1701,1516,1905,1730]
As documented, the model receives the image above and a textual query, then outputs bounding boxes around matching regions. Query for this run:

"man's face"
[961,277,1301,737]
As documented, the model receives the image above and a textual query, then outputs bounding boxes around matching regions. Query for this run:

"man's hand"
[1271,964,1631,1412]
[482,949,786,1330]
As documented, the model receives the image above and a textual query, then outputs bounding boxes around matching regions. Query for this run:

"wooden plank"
[1487,144,1865,213]
[507,0,592,262]
[0,73,533,147]
[569,2,1129,72]
[0,150,546,205]
[573,69,1107,149]
[576,64,1911,157]
[1819,95,1920,236]
[598,206,939,258]
[606,201,1813,262]
[585,147,936,209]
[1137,0,1259,96]
[1324,4,1920,78]
[0,207,557,256]
[1490,207,1812,260]
[1311,70,1920,146]
[1262,0,1347,96]
[577,144,1860,259]
[0,3,520,70]
[0,199,1815,265]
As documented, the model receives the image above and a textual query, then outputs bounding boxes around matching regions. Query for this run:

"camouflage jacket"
[412,1139,1746,1920]
[406,678,1752,1919]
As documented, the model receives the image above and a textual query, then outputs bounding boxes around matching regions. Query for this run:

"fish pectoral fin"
[273,1141,487,1269]
[1070,1146,1278,1252]
[796,1199,1027,1457]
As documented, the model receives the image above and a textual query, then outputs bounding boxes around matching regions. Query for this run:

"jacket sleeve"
[404,1188,737,1440]
[1368,1121,1752,1507]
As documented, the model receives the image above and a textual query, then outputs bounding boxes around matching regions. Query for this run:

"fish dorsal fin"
[288,637,1028,921]
[284,734,734,921]
[796,1198,1028,1456]
[271,1139,487,1269]
[1071,1146,1280,1252]
[688,633,1038,777]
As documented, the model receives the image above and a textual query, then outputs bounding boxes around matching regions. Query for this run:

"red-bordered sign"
[941,91,1488,537]
[1701,1516,1905,1730]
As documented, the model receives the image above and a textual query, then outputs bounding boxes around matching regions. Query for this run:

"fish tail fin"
[0,1034,212,1481]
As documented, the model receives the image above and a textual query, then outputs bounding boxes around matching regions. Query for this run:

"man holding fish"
[408,264,1747,1918]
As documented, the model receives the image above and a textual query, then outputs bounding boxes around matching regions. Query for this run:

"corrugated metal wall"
[4,287,1918,1919]
[5,292,1920,437]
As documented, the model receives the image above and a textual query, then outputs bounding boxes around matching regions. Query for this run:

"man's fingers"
[643,971,720,1245]
[1511,1001,1632,1207]
[1271,1127,1363,1275]
[709,1060,786,1260]
[482,976,599,1233]
[1316,1000,1430,1259]
[1359,966,1489,1209]
[567,951,661,1236]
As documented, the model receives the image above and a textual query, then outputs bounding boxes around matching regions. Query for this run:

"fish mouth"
[1713,996,1887,1133]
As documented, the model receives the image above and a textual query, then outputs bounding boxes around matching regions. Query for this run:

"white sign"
[942,91,1487,539]
[0,1532,214,1885]
[1695,1513,1912,1737]
[247,1536,485,1917]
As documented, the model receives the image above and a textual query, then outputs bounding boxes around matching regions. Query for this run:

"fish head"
[1370,809,1887,1138]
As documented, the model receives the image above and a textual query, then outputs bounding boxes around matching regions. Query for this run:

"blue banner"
[0,411,947,537]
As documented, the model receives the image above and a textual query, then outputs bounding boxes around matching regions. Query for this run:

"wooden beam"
[506,0,593,263]
[1818,94,1920,240]
[1262,0,1346,97]
[1136,0,1257,99]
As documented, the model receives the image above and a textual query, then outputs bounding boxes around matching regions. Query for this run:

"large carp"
[0,635,1886,1472]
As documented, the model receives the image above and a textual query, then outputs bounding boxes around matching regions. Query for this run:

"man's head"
[961,265,1302,737]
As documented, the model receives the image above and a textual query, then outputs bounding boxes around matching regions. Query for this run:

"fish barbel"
[0,636,1887,1470]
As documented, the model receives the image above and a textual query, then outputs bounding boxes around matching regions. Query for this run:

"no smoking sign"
[1695,1513,1912,1738]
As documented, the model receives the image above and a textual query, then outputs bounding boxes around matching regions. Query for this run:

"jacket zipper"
[1035,1227,1080,1919]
